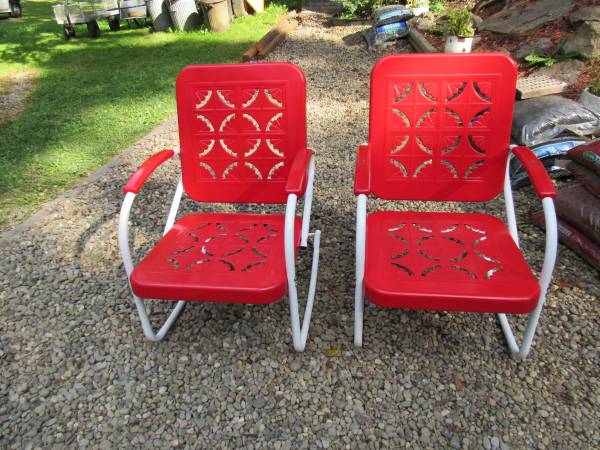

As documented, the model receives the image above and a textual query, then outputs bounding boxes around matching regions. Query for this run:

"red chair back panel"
[176,63,307,204]
[368,54,517,201]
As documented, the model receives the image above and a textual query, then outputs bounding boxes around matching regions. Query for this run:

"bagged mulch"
[555,184,600,243]
[374,8,414,27]
[567,139,600,176]
[512,96,600,147]
[530,212,600,272]
[567,161,600,198]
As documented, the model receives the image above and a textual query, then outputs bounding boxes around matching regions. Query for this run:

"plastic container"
[444,35,473,53]
[200,0,229,32]
[168,0,200,31]
[148,0,173,31]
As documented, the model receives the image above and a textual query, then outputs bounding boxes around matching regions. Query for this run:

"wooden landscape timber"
[242,12,300,62]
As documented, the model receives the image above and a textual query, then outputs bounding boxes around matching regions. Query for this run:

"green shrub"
[340,0,373,18]
[430,0,445,15]
[445,7,475,37]
[590,77,600,97]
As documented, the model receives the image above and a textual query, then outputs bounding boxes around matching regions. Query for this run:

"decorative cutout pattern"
[192,86,288,182]
[386,222,505,280]
[385,78,499,184]
[165,222,280,273]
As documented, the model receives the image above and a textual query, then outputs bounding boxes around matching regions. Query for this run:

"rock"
[534,59,586,85]
[479,0,574,36]
[252,396,266,408]
[472,14,483,30]
[408,11,436,32]
[562,21,600,59]
[569,6,600,25]
[515,37,553,59]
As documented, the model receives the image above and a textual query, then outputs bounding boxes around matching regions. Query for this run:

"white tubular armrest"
[285,192,321,352]
[499,159,558,360]
[300,156,316,247]
[354,194,368,347]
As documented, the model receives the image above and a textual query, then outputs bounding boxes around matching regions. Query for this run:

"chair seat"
[130,213,301,304]
[364,211,540,314]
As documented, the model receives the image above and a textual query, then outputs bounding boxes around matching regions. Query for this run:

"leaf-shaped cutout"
[244,162,263,179]
[198,139,215,157]
[449,251,468,262]
[166,258,180,269]
[387,223,406,232]
[413,159,433,177]
[416,235,435,246]
[467,135,486,154]
[450,266,477,279]
[264,89,283,107]
[416,136,433,155]
[390,234,409,245]
[469,108,490,127]
[392,108,411,127]
[216,89,235,108]
[444,108,463,127]
[252,247,268,258]
[442,236,465,247]
[421,264,442,276]
[266,139,284,157]
[244,139,261,157]
[442,135,461,155]
[485,266,505,279]
[390,159,408,177]
[219,139,237,157]
[418,249,440,261]
[219,259,235,271]
[419,82,438,102]
[219,113,235,132]
[222,162,238,179]
[441,224,459,233]
[465,224,486,235]
[473,82,491,102]
[241,261,265,272]
[391,135,409,154]
[391,249,410,259]
[393,83,413,103]
[195,90,212,109]
[197,114,215,132]
[266,112,283,131]
[267,161,284,179]
[417,108,437,127]
[465,160,485,178]
[413,223,433,233]
[242,113,261,131]
[441,159,459,178]
[223,248,244,257]
[242,89,259,108]
[476,251,501,263]
[199,162,217,179]
[446,82,467,102]
[185,259,211,271]
[391,263,414,276]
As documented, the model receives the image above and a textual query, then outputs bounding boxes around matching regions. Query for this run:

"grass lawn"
[0,0,290,228]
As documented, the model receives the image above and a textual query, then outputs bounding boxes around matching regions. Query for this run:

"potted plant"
[579,76,600,120]
[407,0,429,17]
[444,7,475,53]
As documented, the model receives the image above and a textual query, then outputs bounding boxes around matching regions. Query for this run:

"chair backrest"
[368,53,517,202]
[176,63,307,204]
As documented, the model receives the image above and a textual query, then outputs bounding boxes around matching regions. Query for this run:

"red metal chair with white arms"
[354,53,558,359]
[118,63,321,351]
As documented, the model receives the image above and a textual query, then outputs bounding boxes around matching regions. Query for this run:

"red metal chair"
[354,54,558,359]
[118,63,320,351]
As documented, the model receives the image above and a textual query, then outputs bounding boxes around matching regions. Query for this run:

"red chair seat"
[130,213,301,304]
[364,211,540,314]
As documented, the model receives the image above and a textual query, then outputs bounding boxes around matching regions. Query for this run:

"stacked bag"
[530,140,600,271]
[365,6,413,50]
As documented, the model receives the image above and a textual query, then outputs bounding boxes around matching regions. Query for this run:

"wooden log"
[256,16,292,52]
[408,28,437,53]
[242,45,259,62]
[257,19,299,60]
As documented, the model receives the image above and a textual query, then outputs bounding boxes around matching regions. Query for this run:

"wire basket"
[120,0,146,19]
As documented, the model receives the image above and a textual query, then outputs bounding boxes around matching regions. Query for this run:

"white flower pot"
[444,35,474,53]
[411,6,429,16]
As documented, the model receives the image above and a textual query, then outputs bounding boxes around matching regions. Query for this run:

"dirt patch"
[0,69,37,124]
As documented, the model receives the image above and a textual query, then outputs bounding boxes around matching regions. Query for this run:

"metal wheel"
[87,20,100,38]
[10,1,22,18]
[63,25,75,40]
[108,17,120,31]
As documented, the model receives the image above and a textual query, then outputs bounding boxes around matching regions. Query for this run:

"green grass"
[0,0,289,226]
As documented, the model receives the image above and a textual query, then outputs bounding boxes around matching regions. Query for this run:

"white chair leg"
[133,296,186,342]
[287,230,321,352]
[354,194,367,347]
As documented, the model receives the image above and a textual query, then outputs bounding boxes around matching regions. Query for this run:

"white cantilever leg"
[354,194,367,347]
[118,177,187,342]
[498,163,558,359]
[285,193,321,352]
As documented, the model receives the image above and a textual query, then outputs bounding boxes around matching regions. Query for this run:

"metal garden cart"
[0,0,22,18]
[118,0,148,28]
[53,0,102,39]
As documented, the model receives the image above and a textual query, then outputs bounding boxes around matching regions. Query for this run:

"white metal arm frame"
[354,151,558,360]
[119,150,321,351]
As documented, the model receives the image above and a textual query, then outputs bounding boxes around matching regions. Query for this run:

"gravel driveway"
[1,13,598,449]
